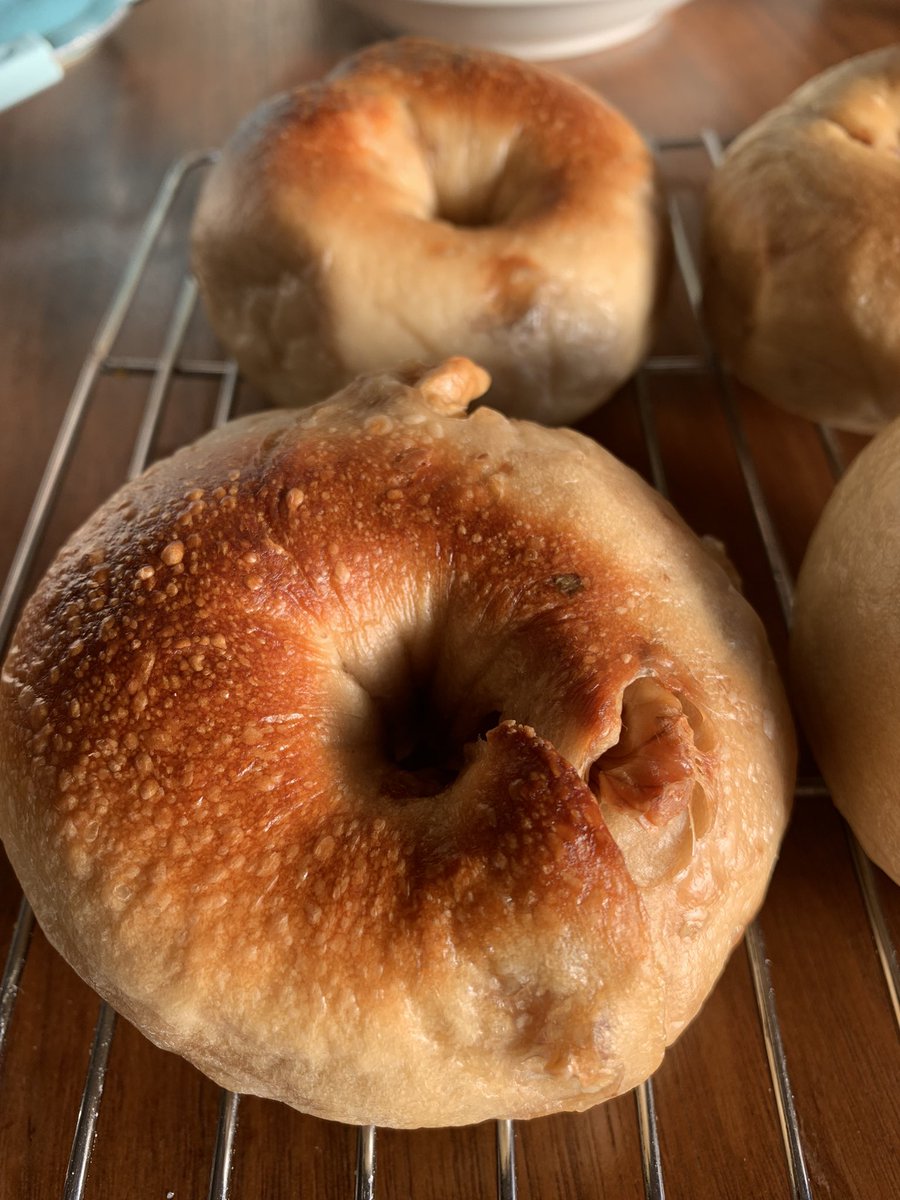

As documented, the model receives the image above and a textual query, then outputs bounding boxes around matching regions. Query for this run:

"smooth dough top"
[703,45,900,432]
[792,415,900,883]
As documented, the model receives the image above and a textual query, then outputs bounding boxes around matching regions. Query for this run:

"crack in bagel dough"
[0,358,794,1128]
[191,37,670,425]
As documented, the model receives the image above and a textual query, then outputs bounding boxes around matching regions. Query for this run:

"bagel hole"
[430,145,525,229]
[378,676,502,797]
[434,191,505,229]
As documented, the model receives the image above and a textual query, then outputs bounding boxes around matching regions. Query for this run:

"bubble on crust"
[364,414,394,435]
[763,709,777,740]
[28,698,48,731]
[257,850,281,877]
[313,834,336,862]
[161,541,185,567]
[470,406,505,429]
[284,487,305,512]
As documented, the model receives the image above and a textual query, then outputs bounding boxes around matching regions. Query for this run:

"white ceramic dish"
[343,0,690,59]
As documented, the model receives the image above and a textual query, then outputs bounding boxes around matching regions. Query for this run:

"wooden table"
[0,1,898,1197]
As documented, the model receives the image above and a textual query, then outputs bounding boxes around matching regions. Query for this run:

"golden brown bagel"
[191,38,668,424]
[792,417,900,884]
[703,46,900,432]
[0,359,793,1128]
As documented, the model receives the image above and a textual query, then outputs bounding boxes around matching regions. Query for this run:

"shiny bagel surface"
[0,359,793,1127]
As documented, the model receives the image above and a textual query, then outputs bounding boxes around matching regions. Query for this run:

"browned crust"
[191,39,668,421]
[275,37,652,211]
[0,360,793,1127]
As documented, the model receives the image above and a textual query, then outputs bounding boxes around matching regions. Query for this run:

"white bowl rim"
[369,0,650,9]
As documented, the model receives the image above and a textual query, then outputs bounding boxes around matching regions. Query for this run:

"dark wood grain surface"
[0,1,898,1197]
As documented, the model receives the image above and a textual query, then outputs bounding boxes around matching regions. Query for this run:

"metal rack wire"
[0,137,896,1199]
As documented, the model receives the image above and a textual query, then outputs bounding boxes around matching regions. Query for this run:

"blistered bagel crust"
[0,360,793,1127]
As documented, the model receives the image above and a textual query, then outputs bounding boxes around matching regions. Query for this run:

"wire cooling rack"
[0,135,897,1200]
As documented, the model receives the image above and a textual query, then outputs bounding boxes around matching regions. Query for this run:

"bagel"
[703,46,900,432]
[792,417,900,884]
[191,38,669,424]
[0,359,793,1128]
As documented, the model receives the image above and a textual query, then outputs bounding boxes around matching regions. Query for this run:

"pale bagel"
[704,46,900,432]
[191,38,669,424]
[792,417,900,884]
